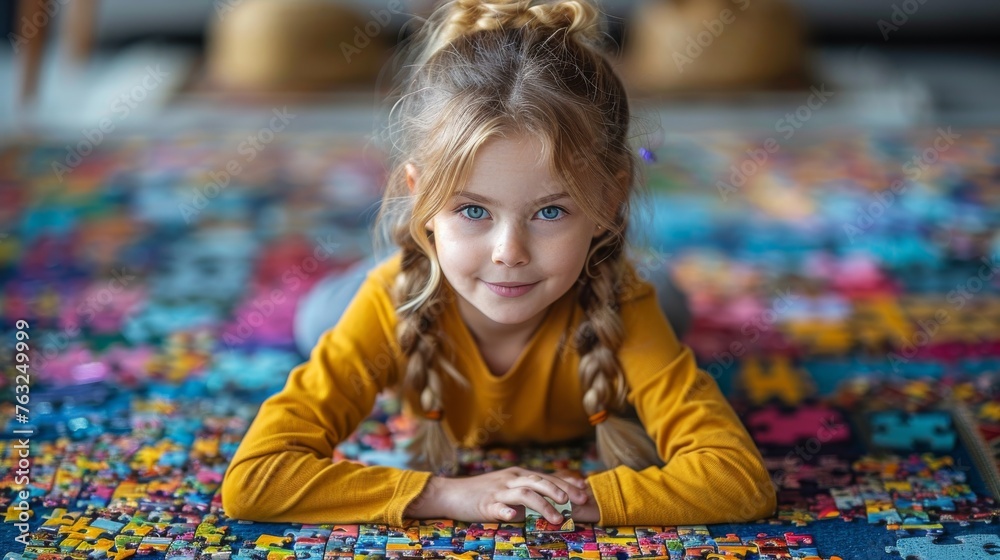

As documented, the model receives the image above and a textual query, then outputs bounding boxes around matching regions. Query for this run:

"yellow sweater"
[222,252,777,526]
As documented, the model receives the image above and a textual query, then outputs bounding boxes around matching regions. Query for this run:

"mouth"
[482,280,539,298]
[486,281,538,287]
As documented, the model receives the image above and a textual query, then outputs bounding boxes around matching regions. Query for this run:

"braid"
[395,242,467,476]
[419,0,605,67]
[574,237,664,471]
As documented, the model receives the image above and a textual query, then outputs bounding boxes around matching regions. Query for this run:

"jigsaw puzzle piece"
[870,411,956,452]
[885,533,1000,560]
[739,356,814,406]
[747,405,850,448]
[40,509,81,533]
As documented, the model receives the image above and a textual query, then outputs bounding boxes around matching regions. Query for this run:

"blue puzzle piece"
[870,411,956,451]
[886,534,1000,560]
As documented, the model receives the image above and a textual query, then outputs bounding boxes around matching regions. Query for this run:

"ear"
[615,169,630,190]
[592,222,603,238]
[405,162,419,194]
[406,163,434,231]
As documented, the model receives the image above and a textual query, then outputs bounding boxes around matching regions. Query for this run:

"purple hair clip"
[639,147,656,163]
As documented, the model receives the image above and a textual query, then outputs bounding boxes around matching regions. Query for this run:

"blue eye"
[537,206,564,220]
[460,205,488,220]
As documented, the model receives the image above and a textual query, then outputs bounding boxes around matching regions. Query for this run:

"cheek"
[547,227,596,267]
[434,222,484,268]
[437,221,475,249]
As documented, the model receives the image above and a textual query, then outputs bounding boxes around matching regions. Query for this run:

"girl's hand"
[437,467,590,523]
[552,468,599,523]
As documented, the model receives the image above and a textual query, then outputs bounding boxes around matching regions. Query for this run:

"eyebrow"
[454,192,570,207]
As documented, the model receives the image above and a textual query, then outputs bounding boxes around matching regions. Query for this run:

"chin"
[472,299,544,326]
[477,305,533,325]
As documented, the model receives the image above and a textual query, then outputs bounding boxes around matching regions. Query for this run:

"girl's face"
[414,134,603,333]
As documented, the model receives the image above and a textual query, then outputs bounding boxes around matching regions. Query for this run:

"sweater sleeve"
[585,286,777,527]
[221,269,433,525]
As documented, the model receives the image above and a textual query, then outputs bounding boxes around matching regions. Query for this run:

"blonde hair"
[374,0,663,475]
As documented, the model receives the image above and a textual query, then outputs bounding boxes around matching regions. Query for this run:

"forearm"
[587,448,776,526]
[403,475,451,519]
[223,450,434,525]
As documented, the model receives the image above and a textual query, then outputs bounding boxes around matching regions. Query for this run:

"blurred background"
[1,0,999,131]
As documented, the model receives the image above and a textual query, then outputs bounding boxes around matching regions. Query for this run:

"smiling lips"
[483,280,539,297]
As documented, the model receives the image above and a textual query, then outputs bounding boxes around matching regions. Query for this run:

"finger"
[507,474,568,503]
[510,472,588,505]
[493,502,520,522]
[557,476,587,493]
[543,474,588,504]
[552,469,588,491]
[496,487,565,525]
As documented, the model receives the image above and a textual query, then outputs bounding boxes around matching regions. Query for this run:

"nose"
[492,224,530,267]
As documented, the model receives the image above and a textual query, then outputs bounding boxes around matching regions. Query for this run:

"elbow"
[720,474,777,524]
[221,458,285,522]
[739,454,778,522]
[220,461,255,521]
[749,478,778,521]
[715,449,777,523]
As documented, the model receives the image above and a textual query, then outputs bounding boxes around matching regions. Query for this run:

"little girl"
[222,0,776,528]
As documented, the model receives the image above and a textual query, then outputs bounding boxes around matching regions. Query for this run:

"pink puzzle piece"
[747,405,851,447]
